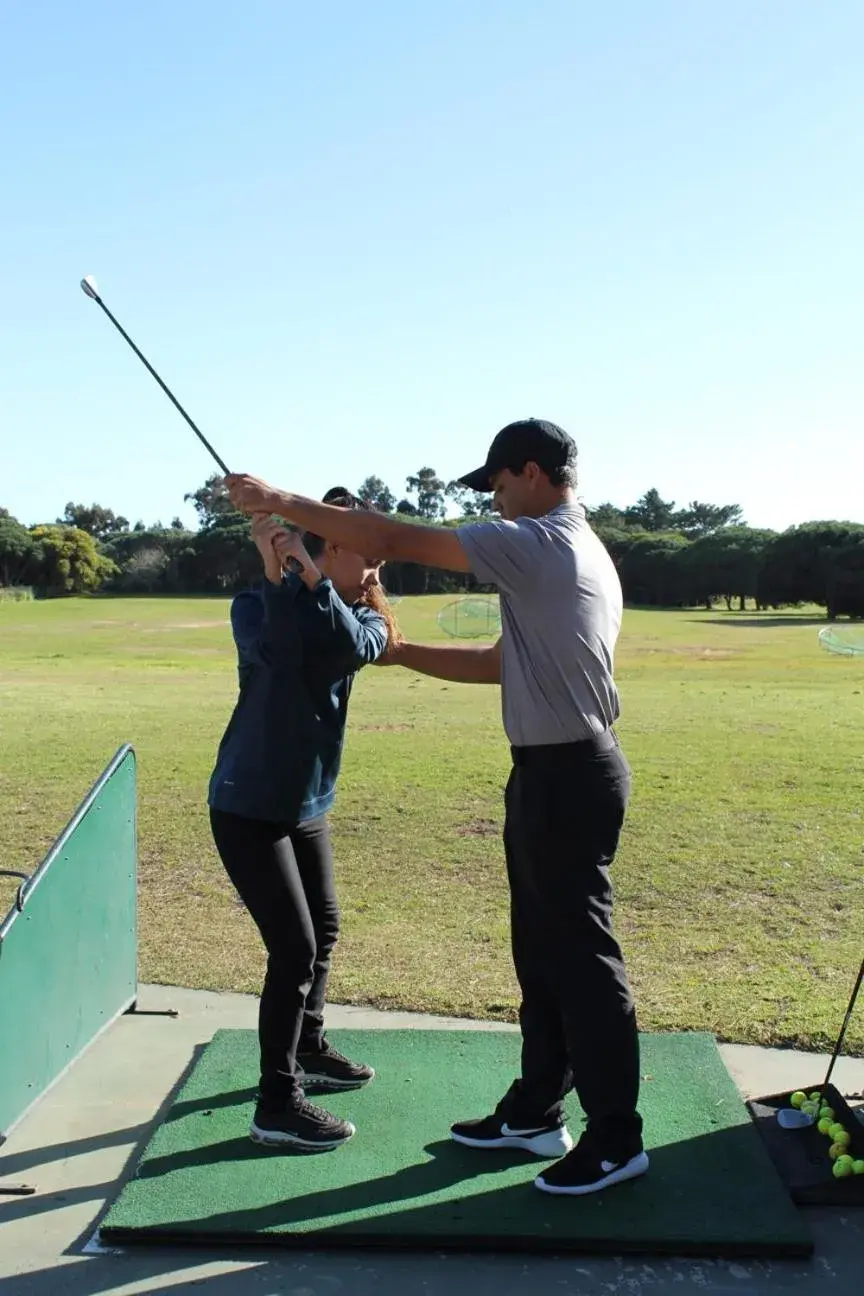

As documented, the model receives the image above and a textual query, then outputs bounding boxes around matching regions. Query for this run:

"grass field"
[1,595,862,1053]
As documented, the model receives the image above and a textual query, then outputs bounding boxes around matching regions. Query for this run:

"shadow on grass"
[685,616,829,629]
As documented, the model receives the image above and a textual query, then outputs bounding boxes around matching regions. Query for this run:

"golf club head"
[777,1107,815,1130]
[80,275,100,300]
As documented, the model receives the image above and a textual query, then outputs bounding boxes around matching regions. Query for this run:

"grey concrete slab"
[1,984,862,1296]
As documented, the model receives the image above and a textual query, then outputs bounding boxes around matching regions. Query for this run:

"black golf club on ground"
[80,274,302,571]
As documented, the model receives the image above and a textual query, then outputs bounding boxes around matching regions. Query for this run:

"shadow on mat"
[135,1135,537,1191]
[117,1122,810,1256]
[166,1086,258,1122]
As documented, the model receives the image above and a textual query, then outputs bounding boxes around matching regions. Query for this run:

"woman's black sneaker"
[250,1095,355,1150]
[296,1040,375,1091]
[534,1132,649,1195]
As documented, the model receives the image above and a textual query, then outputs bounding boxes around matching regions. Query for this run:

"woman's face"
[324,543,383,603]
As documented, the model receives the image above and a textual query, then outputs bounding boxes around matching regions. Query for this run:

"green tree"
[674,500,745,538]
[587,502,631,530]
[679,527,775,610]
[0,513,35,586]
[759,522,864,612]
[405,467,446,520]
[184,474,244,529]
[103,526,197,594]
[29,524,118,595]
[625,488,679,532]
[616,532,691,605]
[121,547,170,592]
[445,481,495,519]
[826,540,864,618]
[189,519,261,592]
[357,476,396,512]
[58,502,129,540]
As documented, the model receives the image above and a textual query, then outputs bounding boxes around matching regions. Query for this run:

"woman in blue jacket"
[208,490,398,1151]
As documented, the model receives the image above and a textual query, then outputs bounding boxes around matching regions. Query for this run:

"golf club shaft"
[92,295,231,476]
[822,955,864,1091]
[85,281,302,574]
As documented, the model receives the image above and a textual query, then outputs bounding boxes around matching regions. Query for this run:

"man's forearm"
[389,640,501,684]
[227,476,471,572]
[268,492,403,556]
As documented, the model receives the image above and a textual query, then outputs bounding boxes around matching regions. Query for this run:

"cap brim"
[457,466,492,492]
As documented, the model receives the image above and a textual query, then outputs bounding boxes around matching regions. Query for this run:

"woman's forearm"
[389,640,501,684]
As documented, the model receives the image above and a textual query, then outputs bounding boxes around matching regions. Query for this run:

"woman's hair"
[304,487,403,649]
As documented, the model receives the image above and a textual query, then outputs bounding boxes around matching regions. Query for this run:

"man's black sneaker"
[450,1093,573,1159]
[534,1133,649,1195]
[249,1096,355,1150]
[296,1041,375,1091]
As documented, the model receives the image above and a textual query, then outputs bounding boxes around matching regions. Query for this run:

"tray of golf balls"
[746,1083,864,1205]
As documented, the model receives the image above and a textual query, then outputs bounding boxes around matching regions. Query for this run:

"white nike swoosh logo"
[501,1122,550,1137]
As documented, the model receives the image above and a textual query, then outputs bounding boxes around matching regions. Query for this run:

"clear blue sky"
[2,1,862,532]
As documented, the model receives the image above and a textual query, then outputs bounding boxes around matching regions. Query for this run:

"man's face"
[490,467,537,521]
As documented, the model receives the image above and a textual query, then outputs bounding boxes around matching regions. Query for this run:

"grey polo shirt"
[457,502,622,746]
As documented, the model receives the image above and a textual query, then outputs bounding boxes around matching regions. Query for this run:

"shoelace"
[295,1096,342,1123]
[319,1044,353,1066]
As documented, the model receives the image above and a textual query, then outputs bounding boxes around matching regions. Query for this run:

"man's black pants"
[209,808,338,1105]
[504,731,643,1154]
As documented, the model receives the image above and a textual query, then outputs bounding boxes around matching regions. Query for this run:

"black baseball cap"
[457,418,576,493]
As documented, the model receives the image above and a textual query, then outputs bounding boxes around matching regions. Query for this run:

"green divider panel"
[0,745,137,1142]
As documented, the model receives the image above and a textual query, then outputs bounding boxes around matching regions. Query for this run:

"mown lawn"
[1,595,861,1052]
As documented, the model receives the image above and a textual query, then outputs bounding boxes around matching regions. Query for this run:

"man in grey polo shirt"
[227,418,647,1196]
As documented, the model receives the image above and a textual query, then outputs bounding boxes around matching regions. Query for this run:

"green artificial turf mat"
[100,1029,811,1257]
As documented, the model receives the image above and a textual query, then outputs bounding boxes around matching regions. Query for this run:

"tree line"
[1,476,862,617]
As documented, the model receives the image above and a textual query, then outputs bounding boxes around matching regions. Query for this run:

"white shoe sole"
[249,1120,356,1151]
[450,1125,574,1159]
[299,1069,375,1092]
[535,1150,650,1195]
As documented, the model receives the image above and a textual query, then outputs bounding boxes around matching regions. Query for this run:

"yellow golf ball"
[790,1091,807,1109]
[819,1106,835,1121]
[818,1117,834,1135]
[829,1125,850,1147]
[829,1142,847,1161]
[852,1160,864,1176]
[833,1155,855,1179]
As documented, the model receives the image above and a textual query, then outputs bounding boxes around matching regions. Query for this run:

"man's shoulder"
[531,502,593,544]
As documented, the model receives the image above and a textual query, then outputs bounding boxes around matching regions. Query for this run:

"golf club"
[80,275,302,572]
[822,955,864,1093]
[79,275,230,475]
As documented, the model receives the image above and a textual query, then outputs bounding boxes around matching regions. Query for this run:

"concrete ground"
[1,985,863,1296]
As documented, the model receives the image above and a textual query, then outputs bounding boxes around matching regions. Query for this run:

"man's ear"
[323,539,340,561]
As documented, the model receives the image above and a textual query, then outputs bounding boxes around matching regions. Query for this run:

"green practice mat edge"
[101,1029,812,1258]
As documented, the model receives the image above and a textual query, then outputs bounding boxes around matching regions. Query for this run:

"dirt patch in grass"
[456,818,501,837]
[632,644,742,659]
[355,723,415,732]
[158,622,226,631]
